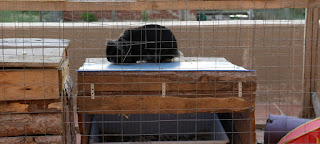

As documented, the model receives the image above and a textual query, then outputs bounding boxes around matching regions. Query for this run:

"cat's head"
[106,40,122,63]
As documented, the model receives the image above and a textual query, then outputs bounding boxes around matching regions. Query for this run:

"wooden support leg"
[79,114,92,144]
[233,109,256,144]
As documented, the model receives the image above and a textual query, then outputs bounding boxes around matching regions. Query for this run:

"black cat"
[106,24,180,64]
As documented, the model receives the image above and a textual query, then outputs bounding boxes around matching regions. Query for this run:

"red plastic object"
[278,118,320,144]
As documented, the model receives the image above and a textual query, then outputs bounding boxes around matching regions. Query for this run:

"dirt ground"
[1,23,315,104]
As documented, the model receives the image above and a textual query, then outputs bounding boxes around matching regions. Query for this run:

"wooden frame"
[0,0,320,11]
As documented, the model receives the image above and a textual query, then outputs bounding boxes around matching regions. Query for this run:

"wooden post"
[112,10,116,21]
[301,7,319,118]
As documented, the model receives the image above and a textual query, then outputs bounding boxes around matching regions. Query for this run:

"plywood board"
[0,70,60,101]
[0,38,69,48]
[0,47,65,56]
[78,57,248,71]
[0,55,65,68]
[0,38,69,68]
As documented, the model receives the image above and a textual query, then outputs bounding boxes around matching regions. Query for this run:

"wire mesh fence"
[0,1,319,144]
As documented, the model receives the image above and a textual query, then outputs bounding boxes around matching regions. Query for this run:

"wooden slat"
[0,136,62,144]
[0,100,61,114]
[0,113,62,137]
[78,71,256,92]
[0,48,65,57]
[0,0,319,11]
[0,38,69,68]
[0,55,65,68]
[0,38,69,48]
[77,96,253,114]
[0,70,59,101]
[301,8,319,118]
[78,91,255,102]
[78,83,255,93]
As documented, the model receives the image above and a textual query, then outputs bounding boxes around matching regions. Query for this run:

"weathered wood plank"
[0,136,62,144]
[0,55,65,68]
[78,83,255,93]
[78,71,256,84]
[301,8,319,118]
[0,48,66,68]
[0,38,70,48]
[0,38,69,68]
[78,71,256,92]
[0,70,60,101]
[0,100,61,114]
[0,113,62,137]
[0,48,65,56]
[0,0,319,11]
[78,91,255,101]
[77,96,253,114]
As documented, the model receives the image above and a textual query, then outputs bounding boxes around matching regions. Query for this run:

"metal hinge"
[91,84,95,99]
[162,83,166,98]
[238,82,242,97]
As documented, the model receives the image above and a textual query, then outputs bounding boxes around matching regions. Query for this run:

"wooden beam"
[77,96,253,114]
[0,136,62,144]
[0,113,62,137]
[0,38,69,68]
[301,7,319,118]
[78,71,256,93]
[0,100,61,114]
[0,70,60,101]
[0,0,319,11]
[0,48,66,68]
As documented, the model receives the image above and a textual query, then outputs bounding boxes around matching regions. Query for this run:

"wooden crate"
[77,57,256,144]
[0,38,69,101]
[0,38,70,143]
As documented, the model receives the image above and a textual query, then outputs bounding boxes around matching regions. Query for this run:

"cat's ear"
[106,40,116,46]
[105,39,111,45]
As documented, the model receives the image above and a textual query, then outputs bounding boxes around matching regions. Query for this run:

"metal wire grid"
[0,1,318,144]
